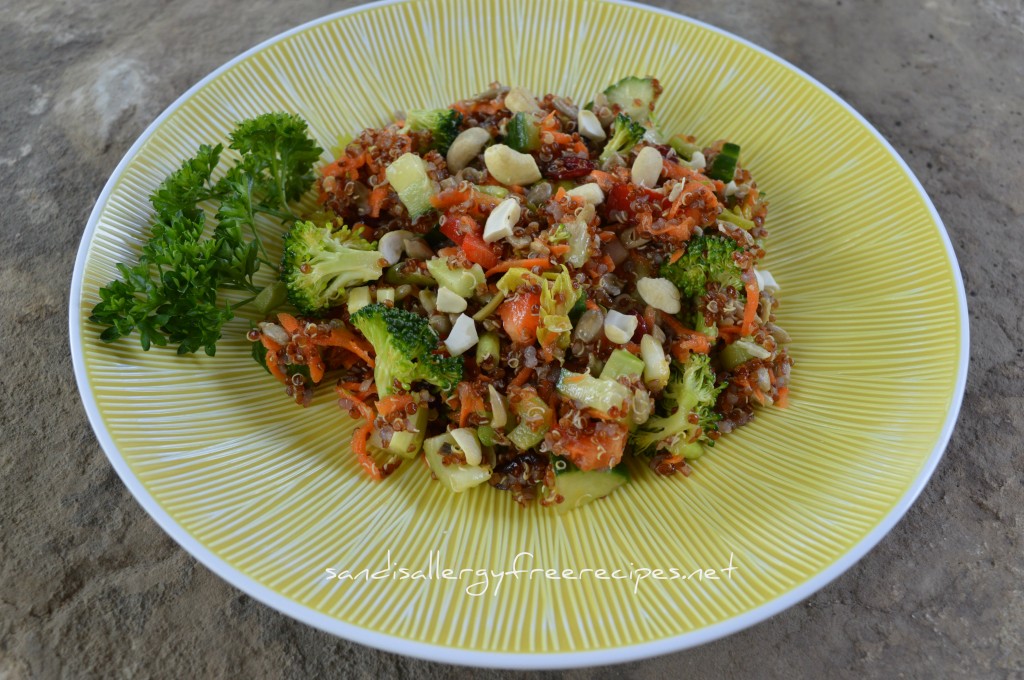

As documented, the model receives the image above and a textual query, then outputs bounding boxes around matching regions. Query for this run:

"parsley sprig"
[90,113,322,355]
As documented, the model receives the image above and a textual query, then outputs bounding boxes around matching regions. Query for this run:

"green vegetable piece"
[475,184,510,198]
[350,303,463,397]
[668,134,700,161]
[556,369,633,415]
[281,220,383,315]
[506,112,541,153]
[508,422,547,451]
[477,425,498,447]
[252,280,288,316]
[508,393,552,451]
[388,400,428,459]
[386,152,436,218]
[659,235,745,299]
[403,108,463,153]
[600,349,645,381]
[602,76,661,124]
[718,206,754,231]
[383,262,435,286]
[424,433,491,492]
[545,458,629,515]
[475,331,501,366]
[426,257,485,298]
[707,142,741,182]
[632,353,725,459]
[598,113,646,164]
[719,337,773,370]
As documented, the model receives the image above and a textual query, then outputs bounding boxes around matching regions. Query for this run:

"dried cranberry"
[545,155,595,180]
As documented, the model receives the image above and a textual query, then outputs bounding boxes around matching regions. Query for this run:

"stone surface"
[1,0,1021,677]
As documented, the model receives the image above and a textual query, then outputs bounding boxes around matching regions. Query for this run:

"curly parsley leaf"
[90,112,323,356]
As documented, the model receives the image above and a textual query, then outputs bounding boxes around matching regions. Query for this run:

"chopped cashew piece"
[446,127,491,173]
[566,182,605,205]
[604,310,638,345]
[483,197,521,243]
[444,314,479,357]
[484,144,542,186]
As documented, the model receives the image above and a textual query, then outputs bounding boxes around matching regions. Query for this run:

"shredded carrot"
[335,384,375,422]
[718,324,743,344]
[485,258,554,277]
[775,386,790,408]
[510,367,534,387]
[368,185,388,218]
[277,312,300,335]
[377,393,414,419]
[351,421,388,481]
[549,244,571,258]
[741,270,760,335]
[668,249,686,265]
[457,382,485,428]
[308,354,325,383]
[265,352,288,383]
[316,326,375,367]
[259,334,283,353]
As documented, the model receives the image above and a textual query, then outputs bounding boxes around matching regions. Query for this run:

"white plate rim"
[68,0,970,669]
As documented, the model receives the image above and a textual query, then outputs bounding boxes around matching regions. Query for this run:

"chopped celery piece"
[600,349,644,381]
[426,258,485,297]
[385,152,436,217]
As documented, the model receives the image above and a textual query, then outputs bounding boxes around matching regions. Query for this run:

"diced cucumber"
[506,112,541,153]
[603,76,659,124]
[423,433,491,492]
[545,460,629,514]
[426,258,485,298]
[556,369,632,415]
[706,142,740,182]
[385,152,435,218]
[600,349,644,381]
[387,401,428,459]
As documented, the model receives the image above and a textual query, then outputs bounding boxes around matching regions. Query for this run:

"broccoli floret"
[659,235,744,299]
[281,220,384,315]
[350,303,462,397]
[403,108,462,153]
[598,113,646,164]
[632,353,724,459]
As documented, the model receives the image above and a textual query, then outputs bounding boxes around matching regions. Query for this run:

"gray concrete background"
[1,0,1020,677]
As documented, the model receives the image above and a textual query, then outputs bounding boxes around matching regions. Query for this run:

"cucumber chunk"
[423,433,491,492]
[546,460,629,514]
[602,76,659,124]
[506,112,541,153]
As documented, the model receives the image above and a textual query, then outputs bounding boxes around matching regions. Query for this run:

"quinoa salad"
[92,77,792,513]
